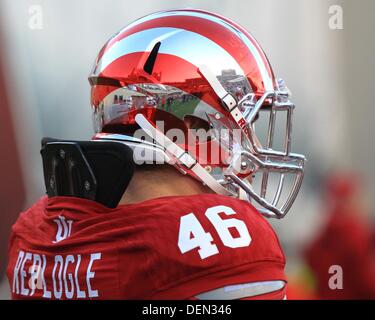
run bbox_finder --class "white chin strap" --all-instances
[135,114,232,196]
[198,65,253,202]
[198,65,249,134]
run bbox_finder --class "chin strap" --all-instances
[135,114,232,196]
[198,64,249,135]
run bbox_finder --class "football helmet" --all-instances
[88,9,306,218]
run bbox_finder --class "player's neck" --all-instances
[119,165,214,205]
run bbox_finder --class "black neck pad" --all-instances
[41,138,135,208]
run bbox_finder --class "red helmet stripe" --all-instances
[98,14,273,93]
[94,52,224,113]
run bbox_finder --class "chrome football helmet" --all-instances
[88,9,306,218]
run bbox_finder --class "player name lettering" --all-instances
[12,250,101,299]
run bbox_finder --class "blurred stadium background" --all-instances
[1,0,374,299]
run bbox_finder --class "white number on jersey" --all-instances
[178,205,252,259]
[178,213,219,259]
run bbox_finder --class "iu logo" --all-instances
[53,215,73,243]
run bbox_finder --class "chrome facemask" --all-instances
[229,96,305,218]
[215,85,305,218]
[197,65,305,218]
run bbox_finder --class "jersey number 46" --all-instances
[178,205,252,259]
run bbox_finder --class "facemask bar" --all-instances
[226,150,305,218]
[239,94,306,218]
[199,65,306,218]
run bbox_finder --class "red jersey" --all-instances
[7,194,286,299]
